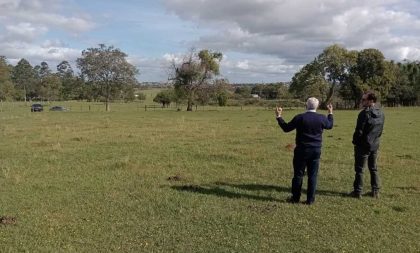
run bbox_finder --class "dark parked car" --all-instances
[49,106,68,111]
[31,104,43,112]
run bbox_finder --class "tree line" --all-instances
[0,44,138,111]
[1,44,419,111]
[289,44,420,108]
[155,45,420,109]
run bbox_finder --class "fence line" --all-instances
[0,101,418,114]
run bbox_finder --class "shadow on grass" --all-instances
[171,184,285,202]
[171,182,348,202]
[214,182,349,198]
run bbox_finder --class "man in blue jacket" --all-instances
[350,91,385,199]
[275,97,333,205]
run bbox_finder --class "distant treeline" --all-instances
[1,44,419,108]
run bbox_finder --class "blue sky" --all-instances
[1,0,420,83]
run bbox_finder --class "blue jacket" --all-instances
[277,111,333,148]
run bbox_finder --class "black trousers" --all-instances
[292,147,321,204]
[353,146,380,193]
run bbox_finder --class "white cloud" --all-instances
[5,23,48,42]
[0,0,94,67]
[3,41,80,65]
[164,0,420,66]
[236,60,249,70]
[0,0,94,33]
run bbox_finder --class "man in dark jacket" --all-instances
[350,91,385,199]
[275,97,333,205]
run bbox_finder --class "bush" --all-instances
[136,93,146,100]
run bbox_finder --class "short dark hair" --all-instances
[365,91,377,102]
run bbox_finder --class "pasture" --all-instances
[0,102,419,252]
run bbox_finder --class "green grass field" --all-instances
[0,103,419,252]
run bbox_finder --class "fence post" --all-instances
[145,105,147,111]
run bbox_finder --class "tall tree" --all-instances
[57,61,78,100]
[33,61,54,99]
[76,44,138,111]
[35,61,51,79]
[290,45,356,107]
[400,61,420,102]
[0,56,15,100]
[290,59,325,100]
[317,44,357,106]
[57,61,74,78]
[38,74,62,101]
[171,49,223,111]
[386,61,419,106]
[11,58,37,102]
[353,49,390,104]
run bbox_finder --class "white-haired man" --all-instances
[275,98,333,205]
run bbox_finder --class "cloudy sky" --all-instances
[1,0,420,83]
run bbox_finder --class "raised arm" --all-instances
[275,106,297,132]
[324,104,334,129]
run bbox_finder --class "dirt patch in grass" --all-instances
[167,175,183,181]
[0,216,17,225]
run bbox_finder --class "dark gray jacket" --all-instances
[352,105,385,151]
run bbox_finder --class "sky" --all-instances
[1,0,420,83]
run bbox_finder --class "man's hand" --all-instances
[275,106,283,118]
[327,104,333,114]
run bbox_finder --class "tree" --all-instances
[77,44,139,111]
[11,58,37,102]
[341,48,390,107]
[291,45,400,108]
[57,61,77,100]
[0,56,15,100]
[195,84,213,105]
[290,59,325,100]
[171,49,223,111]
[213,79,230,106]
[317,44,357,107]
[276,82,292,99]
[136,92,146,101]
[38,74,62,101]
[386,61,418,106]
[57,60,74,78]
[234,86,252,98]
[35,61,51,79]
[301,75,329,102]
[33,61,55,100]
[121,82,136,102]
[153,89,175,107]
[398,60,420,104]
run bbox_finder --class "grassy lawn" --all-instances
[0,103,419,252]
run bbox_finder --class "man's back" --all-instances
[352,106,384,151]
[277,111,333,148]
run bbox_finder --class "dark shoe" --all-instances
[349,191,362,199]
[371,191,379,199]
[303,201,314,205]
[286,196,299,204]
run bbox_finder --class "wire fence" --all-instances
[1,100,418,114]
